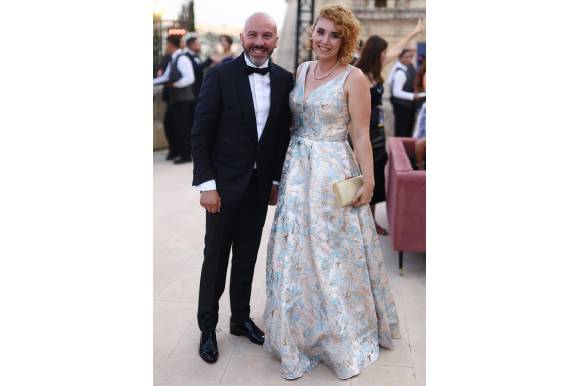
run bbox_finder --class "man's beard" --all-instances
[243,45,274,67]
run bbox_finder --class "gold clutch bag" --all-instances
[332,175,364,207]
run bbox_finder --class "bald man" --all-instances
[191,13,294,364]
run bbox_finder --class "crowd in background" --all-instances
[153,32,237,164]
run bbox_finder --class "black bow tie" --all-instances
[245,65,270,76]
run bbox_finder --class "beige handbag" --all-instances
[332,175,364,207]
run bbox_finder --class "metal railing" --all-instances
[294,0,315,72]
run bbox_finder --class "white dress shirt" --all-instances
[386,60,403,91]
[153,49,194,88]
[196,54,279,192]
[388,60,425,101]
[244,54,271,142]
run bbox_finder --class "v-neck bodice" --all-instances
[289,61,354,142]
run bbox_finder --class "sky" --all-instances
[156,0,288,31]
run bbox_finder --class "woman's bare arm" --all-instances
[384,18,425,64]
[346,68,374,207]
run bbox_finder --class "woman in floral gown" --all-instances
[263,5,401,380]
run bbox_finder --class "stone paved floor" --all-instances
[154,150,426,386]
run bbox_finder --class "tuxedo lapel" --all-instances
[234,55,258,143]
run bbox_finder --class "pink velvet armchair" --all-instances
[385,137,426,275]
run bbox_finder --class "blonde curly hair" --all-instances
[307,5,361,65]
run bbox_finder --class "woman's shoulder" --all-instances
[346,65,364,78]
[345,66,368,87]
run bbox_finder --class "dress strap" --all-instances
[298,61,311,82]
[337,64,355,86]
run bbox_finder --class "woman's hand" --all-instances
[414,18,425,35]
[351,183,374,207]
[384,18,425,64]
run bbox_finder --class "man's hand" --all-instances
[200,190,221,214]
[268,185,279,206]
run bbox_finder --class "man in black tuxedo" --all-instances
[190,12,293,364]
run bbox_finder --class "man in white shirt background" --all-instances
[388,48,425,137]
[156,53,175,160]
[153,35,195,164]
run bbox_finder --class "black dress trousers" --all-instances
[163,103,176,157]
[196,171,269,330]
[170,101,194,160]
[391,98,416,138]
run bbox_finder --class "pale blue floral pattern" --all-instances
[263,62,401,380]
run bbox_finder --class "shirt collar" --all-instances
[388,60,405,85]
[171,49,182,60]
[395,60,407,70]
[244,53,270,69]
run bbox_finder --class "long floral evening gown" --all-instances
[263,62,401,380]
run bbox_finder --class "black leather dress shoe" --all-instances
[230,319,265,345]
[173,156,192,164]
[199,329,219,364]
[166,152,178,161]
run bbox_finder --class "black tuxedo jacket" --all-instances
[191,54,294,205]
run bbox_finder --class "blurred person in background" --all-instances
[413,58,426,138]
[184,32,203,66]
[354,20,424,235]
[350,39,364,64]
[154,34,195,164]
[183,32,205,91]
[386,43,416,85]
[203,34,237,68]
[157,53,172,77]
[413,59,426,169]
[388,46,425,137]
[157,53,176,160]
[415,136,426,170]
[183,32,205,142]
[414,57,426,110]
[208,35,235,65]
[217,34,236,63]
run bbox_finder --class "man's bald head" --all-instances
[240,12,279,66]
[244,12,277,34]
